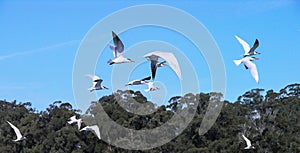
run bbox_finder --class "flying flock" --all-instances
[6,32,261,150]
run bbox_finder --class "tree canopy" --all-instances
[0,83,300,152]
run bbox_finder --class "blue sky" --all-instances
[0,0,299,111]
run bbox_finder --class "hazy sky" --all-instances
[1,0,299,111]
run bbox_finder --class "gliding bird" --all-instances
[235,35,260,57]
[107,31,135,65]
[144,51,182,80]
[233,57,259,84]
[125,76,151,86]
[7,121,26,142]
[85,74,108,92]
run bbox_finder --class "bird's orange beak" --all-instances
[254,57,259,60]
[130,60,135,62]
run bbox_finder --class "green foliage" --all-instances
[0,84,300,152]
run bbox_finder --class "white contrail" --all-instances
[0,39,80,60]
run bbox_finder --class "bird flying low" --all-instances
[235,35,260,57]
[80,125,101,140]
[85,74,109,92]
[144,51,182,80]
[67,115,83,130]
[233,57,259,84]
[7,121,26,142]
[107,31,135,65]
[242,134,255,149]
[125,76,151,86]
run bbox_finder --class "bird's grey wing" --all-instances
[141,76,151,81]
[158,61,167,65]
[109,44,117,58]
[248,39,259,55]
[94,79,103,88]
[112,31,124,56]
[132,81,141,85]
[151,60,158,80]
[147,51,182,80]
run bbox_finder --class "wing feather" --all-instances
[235,35,250,55]
[112,31,124,57]
[7,121,22,140]
[144,51,182,80]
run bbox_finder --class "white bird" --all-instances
[85,74,109,92]
[125,76,151,86]
[235,35,260,57]
[144,82,159,92]
[80,125,101,140]
[144,51,182,80]
[242,134,255,149]
[233,57,259,84]
[107,31,135,65]
[7,121,26,142]
[67,115,83,130]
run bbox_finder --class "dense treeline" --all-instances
[0,83,300,152]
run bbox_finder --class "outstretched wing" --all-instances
[109,44,117,58]
[144,51,182,80]
[151,60,158,80]
[242,134,252,147]
[75,119,82,130]
[94,79,103,88]
[157,61,167,67]
[244,59,259,84]
[248,39,259,55]
[85,74,101,81]
[90,125,101,139]
[235,35,250,55]
[7,121,22,140]
[141,76,151,81]
[67,115,76,124]
[112,31,124,57]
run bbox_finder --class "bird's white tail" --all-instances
[233,59,242,66]
[144,89,150,92]
[88,88,94,92]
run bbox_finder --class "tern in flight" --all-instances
[85,74,109,92]
[235,35,260,57]
[107,31,135,65]
[242,134,255,149]
[125,76,151,86]
[144,51,182,80]
[234,57,259,84]
[67,115,82,130]
[7,121,26,142]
